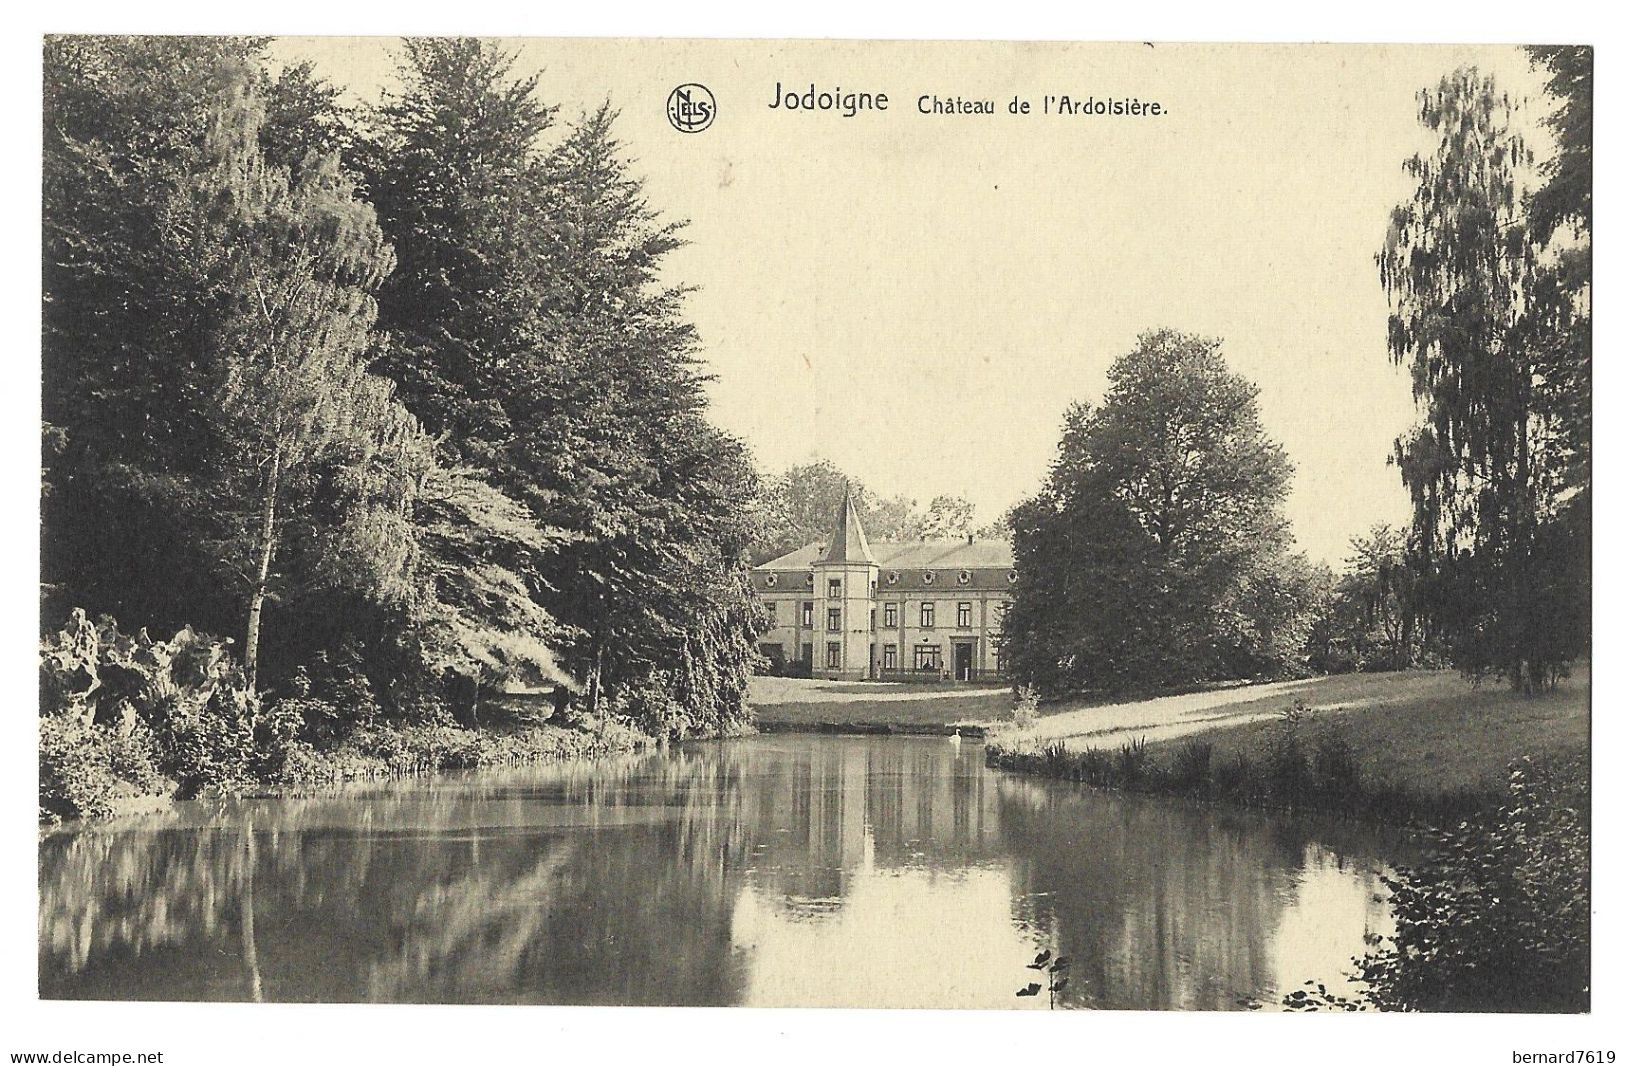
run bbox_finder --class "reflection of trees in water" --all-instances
[995,777,1390,1010]
[41,747,757,1004]
[41,819,251,990]
[40,738,1392,1008]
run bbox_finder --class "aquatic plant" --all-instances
[1015,949,1071,1009]
[1169,739,1213,791]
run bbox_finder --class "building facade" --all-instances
[750,490,1015,681]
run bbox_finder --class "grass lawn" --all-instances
[749,675,1016,732]
[1148,669,1588,796]
[752,668,1590,800]
[1003,666,1590,799]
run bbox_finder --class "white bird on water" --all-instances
[948,728,962,749]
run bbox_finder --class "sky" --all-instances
[272,39,1553,565]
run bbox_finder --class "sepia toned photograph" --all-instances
[31,32,1591,1029]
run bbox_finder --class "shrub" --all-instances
[1356,757,1589,1012]
[104,719,165,795]
[40,715,126,822]
[1287,757,1590,1013]
[1076,746,1114,787]
[1215,753,1255,803]
[40,714,168,822]
[1313,730,1362,797]
[156,689,258,797]
[1011,685,1041,731]
[1264,702,1315,805]
[40,609,257,811]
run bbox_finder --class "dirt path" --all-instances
[1016,677,1327,747]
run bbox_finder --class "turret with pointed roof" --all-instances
[822,483,876,565]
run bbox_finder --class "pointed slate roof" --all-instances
[822,484,876,565]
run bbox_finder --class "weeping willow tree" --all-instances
[1379,65,1589,692]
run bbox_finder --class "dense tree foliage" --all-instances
[1306,524,1429,673]
[42,36,763,753]
[753,460,991,562]
[1004,330,1317,693]
[913,494,979,540]
[1379,58,1590,692]
[754,460,917,562]
[43,38,429,691]
[358,40,762,736]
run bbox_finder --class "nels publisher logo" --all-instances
[667,83,716,133]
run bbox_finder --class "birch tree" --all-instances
[1379,67,1588,690]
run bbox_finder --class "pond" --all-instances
[39,734,1403,1009]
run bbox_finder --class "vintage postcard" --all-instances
[27,30,1595,1058]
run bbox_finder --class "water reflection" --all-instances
[39,736,1398,1008]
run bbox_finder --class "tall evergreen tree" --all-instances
[362,41,761,736]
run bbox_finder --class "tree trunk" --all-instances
[243,449,282,690]
[586,634,606,728]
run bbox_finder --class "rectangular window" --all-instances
[913,645,942,671]
[827,607,842,632]
[882,644,897,669]
[920,602,935,629]
[957,602,972,628]
[883,602,898,628]
[826,642,842,669]
[802,601,813,627]
[801,642,813,665]
[765,601,778,626]
[828,578,842,597]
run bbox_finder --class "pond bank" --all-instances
[755,720,986,737]
[748,675,1014,732]
[42,717,652,826]
[983,667,1589,825]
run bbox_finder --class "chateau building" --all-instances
[750,489,1015,681]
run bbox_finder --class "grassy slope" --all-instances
[1008,667,1590,798]
[1149,671,1588,795]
